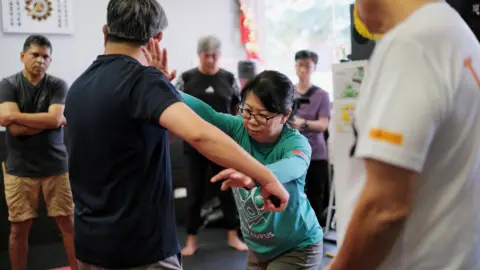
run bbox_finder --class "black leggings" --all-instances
[185,150,239,235]
[305,160,330,227]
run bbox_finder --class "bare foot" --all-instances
[228,237,249,252]
[182,235,198,256]
[181,245,197,256]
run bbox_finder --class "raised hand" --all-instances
[141,38,177,81]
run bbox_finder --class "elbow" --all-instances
[369,204,412,232]
[183,125,208,147]
[380,207,411,224]
[184,121,224,150]
[54,119,63,128]
[51,115,65,129]
[8,128,21,137]
[320,121,329,132]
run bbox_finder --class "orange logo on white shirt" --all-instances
[369,128,404,146]
[464,57,480,88]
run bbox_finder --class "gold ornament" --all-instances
[25,0,53,21]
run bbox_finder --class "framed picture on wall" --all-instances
[1,0,74,35]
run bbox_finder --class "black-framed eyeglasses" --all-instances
[239,108,279,125]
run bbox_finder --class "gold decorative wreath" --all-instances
[25,0,53,21]
[353,4,382,41]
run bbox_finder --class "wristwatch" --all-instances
[302,120,309,130]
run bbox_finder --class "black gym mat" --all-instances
[0,228,336,270]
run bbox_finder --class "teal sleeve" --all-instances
[180,91,241,136]
[267,134,312,184]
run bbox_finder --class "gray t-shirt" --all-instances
[0,72,68,177]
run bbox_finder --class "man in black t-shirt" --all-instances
[65,1,289,269]
[0,35,76,270]
[175,35,247,256]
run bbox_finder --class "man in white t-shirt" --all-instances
[330,0,480,269]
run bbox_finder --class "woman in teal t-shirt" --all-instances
[180,71,323,269]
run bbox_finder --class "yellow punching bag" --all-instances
[353,4,382,41]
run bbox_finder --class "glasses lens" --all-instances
[241,109,250,119]
[255,115,268,125]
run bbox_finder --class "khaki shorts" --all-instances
[246,241,323,270]
[3,163,74,223]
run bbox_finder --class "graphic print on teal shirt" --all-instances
[180,92,323,261]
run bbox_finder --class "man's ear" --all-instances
[20,51,25,63]
[102,24,108,43]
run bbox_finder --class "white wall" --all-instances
[0,0,245,85]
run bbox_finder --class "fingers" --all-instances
[263,199,286,212]
[211,168,237,183]
[142,39,177,81]
[260,188,270,201]
[141,47,152,64]
[168,69,177,82]
[260,189,287,212]
[147,38,154,56]
[162,48,168,71]
[243,177,256,189]
[154,40,162,63]
[228,174,255,189]
[263,199,275,211]
[221,180,231,191]
[219,176,255,191]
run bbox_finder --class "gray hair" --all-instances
[106,0,168,42]
[197,35,221,54]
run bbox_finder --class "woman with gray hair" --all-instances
[176,35,246,256]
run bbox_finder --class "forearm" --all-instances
[267,156,308,184]
[191,124,277,186]
[7,123,43,136]
[304,119,328,133]
[330,198,407,270]
[12,112,62,129]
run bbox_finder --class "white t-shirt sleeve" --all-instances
[355,39,447,173]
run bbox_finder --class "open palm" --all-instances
[141,38,177,81]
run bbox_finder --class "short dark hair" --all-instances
[241,71,295,115]
[295,50,318,65]
[106,0,168,46]
[23,35,52,53]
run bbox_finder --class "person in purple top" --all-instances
[291,50,331,226]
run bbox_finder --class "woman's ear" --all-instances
[281,108,293,124]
